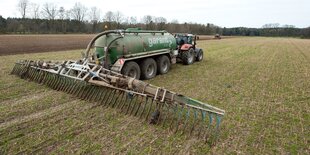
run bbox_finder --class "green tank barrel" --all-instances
[94,29,177,65]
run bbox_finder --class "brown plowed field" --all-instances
[0,34,95,56]
[0,34,233,56]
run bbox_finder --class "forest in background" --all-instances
[0,0,309,38]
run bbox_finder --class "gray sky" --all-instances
[0,0,309,28]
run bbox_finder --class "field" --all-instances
[0,34,94,56]
[0,37,309,154]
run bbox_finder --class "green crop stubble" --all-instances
[0,37,309,154]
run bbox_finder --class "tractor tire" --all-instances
[121,61,141,79]
[140,58,157,80]
[156,55,171,74]
[196,49,203,61]
[181,48,195,65]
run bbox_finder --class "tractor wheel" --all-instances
[156,55,171,74]
[181,48,195,65]
[196,49,203,61]
[121,61,141,79]
[140,58,157,80]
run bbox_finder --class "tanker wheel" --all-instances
[121,61,141,79]
[181,48,195,65]
[140,58,157,80]
[156,55,171,74]
[196,49,203,61]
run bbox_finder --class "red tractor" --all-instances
[175,34,203,65]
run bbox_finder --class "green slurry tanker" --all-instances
[91,28,203,79]
[12,28,224,144]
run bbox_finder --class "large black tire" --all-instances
[196,49,203,61]
[140,58,157,80]
[121,61,141,79]
[156,55,171,74]
[181,48,195,65]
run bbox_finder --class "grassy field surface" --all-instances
[0,37,309,154]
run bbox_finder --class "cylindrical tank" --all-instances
[94,29,177,65]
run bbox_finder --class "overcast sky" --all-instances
[0,0,309,28]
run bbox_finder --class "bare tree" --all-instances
[17,0,29,18]
[155,17,167,30]
[114,11,124,26]
[89,7,100,23]
[89,7,100,32]
[142,15,154,30]
[129,16,137,25]
[71,2,88,22]
[41,3,58,20]
[29,3,40,19]
[103,11,114,22]
[58,7,65,20]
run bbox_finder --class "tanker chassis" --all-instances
[91,28,203,80]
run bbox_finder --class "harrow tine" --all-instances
[181,106,191,135]
[115,91,126,109]
[139,96,149,119]
[130,94,140,115]
[145,99,155,122]
[125,94,135,115]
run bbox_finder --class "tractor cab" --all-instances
[175,34,195,46]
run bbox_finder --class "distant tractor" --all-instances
[214,34,221,39]
[92,28,203,80]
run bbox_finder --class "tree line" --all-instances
[0,0,309,38]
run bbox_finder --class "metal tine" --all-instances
[145,99,155,121]
[134,95,144,116]
[161,101,170,127]
[27,67,34,81]
[189,109,199,137]
[93,87,105,103]
[33,69,42,82]
[130,94,141,115]
[111,90,124,108]
[174,105,184,133]
[105,89,118,107]
[32,69,41,82]
[46,73,54,88]
[77,82,87,98]
[55,76,63,91]
[139,96,149,119]
[120,92,132,111]
[204,112,214,142]
[100,87,112,105]
[82,85,92,99]
[125,94,136,115]
[53,75,62,90]
[61,77,71,92]
[155,101,164,125]
[104,89,117,107]
[169,104,178,130]
[84,85,96,100]
[58,77,67,91]
[50,74,59,90]
[66,79,76,94]
[64,77,73,92]
[88,86,99,102]
[115,91,127,109]
[114,91,126,108]
[197,110,207,138]
[69,80,80,95]
[181,106,191,135]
